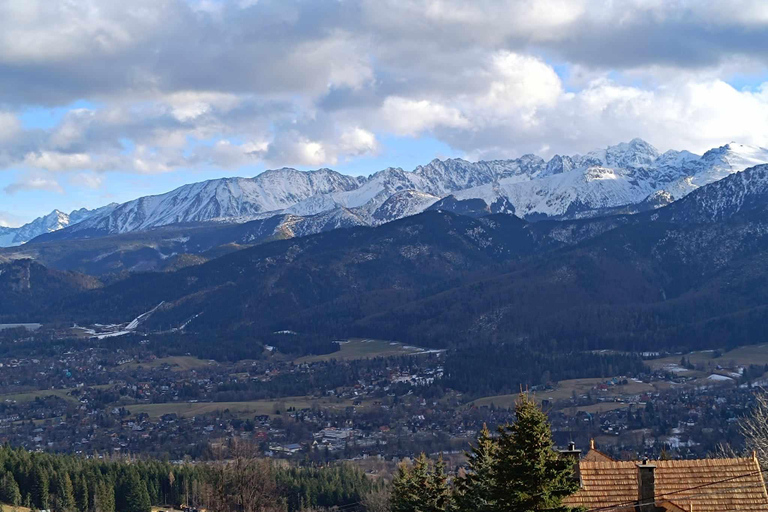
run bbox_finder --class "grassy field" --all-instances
[0,388,81,404]
[467,377,655,410]
[0,384,113,405]
[121,355,215,372]
[647,344,768,373]
[295,338,430,363]
[565,402,633,415]
[126,396,354,419]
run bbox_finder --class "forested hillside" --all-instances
[8,165,768,358]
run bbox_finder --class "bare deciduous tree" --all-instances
[740,391,768,470]
[361,486,391,512]
[201,440,285,512]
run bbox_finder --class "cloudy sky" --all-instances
[2,0,768,226]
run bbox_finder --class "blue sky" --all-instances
[2,0,768,226]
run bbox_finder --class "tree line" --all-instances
[0,443,377,512]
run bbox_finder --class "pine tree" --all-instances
[32,466,50,510]
[124,472,151,512]
[94,481,115,512]
[390,460,419,512]
[490,394,578,512]
[425,455,452,512]
[454,424,497,512]
[391,454,451,512]
[75,475,89,512]
[0,471,22,506]
[54,472,76,512]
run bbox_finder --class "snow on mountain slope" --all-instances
[453,141,768,219]
[71,168,362,234]
[287,167,432,217]
[454,165,659,218]
[17,139,768,247]
[370,190,440,223]
[654,163,768,223]
[0,204,117,247]
[663,143,768,198]
[280,208,370,238]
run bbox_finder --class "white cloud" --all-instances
[381,97,469,136]
[263,132,329,167]
[338,128,380,157]
[468,51,563,126]
[69,172,104,189]
[4,172,64,195]
[166,91,242,122]
[23,151,92,172]
[2,0,768,194]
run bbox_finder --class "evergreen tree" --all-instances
[0,471,22,506]
[94,481,115,512]
[123,472,151,512]
[391,454,451,512]
[32,466,50,510]
[54,472,76,512]
[454,424,496,512]
[391,460,420,512]
[425,455,452,512]
[490,394,578,512]
[75,475,89,512]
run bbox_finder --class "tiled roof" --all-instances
[582,448,615,462]
[563,457,768,512]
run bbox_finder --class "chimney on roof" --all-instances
[559,442,582,485]
[637,459,657,512]
[561,441,581,457]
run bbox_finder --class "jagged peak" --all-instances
[8,138,768,248]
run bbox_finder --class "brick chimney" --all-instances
[637,459,657,512]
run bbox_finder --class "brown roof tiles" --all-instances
[564,457,768,512]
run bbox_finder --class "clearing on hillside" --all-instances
[295,338,440,363]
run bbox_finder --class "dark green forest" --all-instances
[0,444,375,512]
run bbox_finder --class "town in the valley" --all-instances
[0,324,762,466]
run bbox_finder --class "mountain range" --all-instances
[6,161,768,362]
[4,139,767,254]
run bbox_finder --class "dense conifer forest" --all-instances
[0,444,376,512]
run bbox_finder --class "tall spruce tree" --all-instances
[32,466,50,510]
[94,481,115,512]
[490,394,578,512]
[55,472,76,512]
[454,424,497,512]
[0,471,22,506]
[391,459,420,512]
[425,456,452,512]
[74,475,89,512]
[123,472,151,512]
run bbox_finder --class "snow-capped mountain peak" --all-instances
[584,138,660,169]
[8,139,768,248]
[542,155,575,177]
[0,204,117,247]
